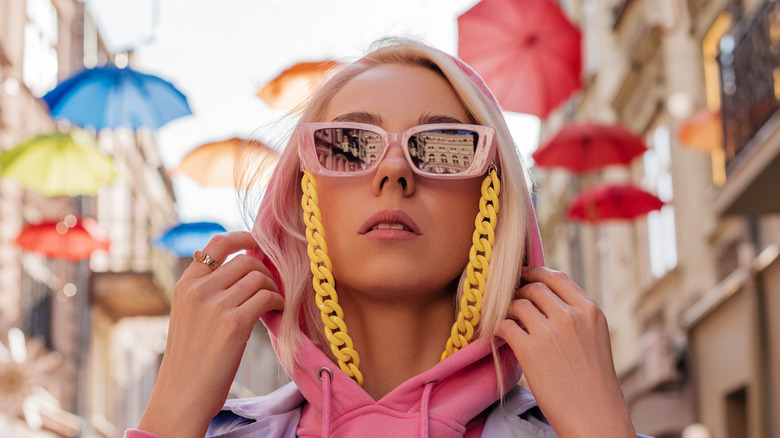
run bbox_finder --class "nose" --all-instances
[371,136,415,196]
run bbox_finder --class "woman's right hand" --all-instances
[138,231,284,438]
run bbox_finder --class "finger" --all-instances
[188,231,261,276]
[497,318,530,353]
[506,298,547,335]
[521,266,595,308]
[221,268,281,309]
[239,287,285,320]
[207,253,277,293]
[518,281,570,319]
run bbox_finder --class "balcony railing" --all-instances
[719,0,780,169]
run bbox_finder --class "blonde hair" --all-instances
[246,38,531,373]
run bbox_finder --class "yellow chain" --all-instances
[301,171,364,386]
[441,169,500,360]
[300,168,499,385]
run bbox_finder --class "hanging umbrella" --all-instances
[171,137,278,188]
[42,65,192,130]
[0,129,116,196]
[257,60,342,111]
[457,0,582,119]
[533,121,647,174]
[15,215,111,261]
[678,109,722,152]
[566,184,665,223]
[153,221,227,257]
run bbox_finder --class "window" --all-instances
[23,0,58,97]
[643,123,677,278]
[725,386,748,438]
[702,12,732,187]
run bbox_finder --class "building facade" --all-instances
[536,0,780,437]
[0,0,179,436]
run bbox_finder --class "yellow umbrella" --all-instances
[172,137,278,188]
[0,128,116,196]
[257,60,342,111]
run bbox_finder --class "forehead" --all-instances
[322,64,471,128]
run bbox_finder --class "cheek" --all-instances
[312,178,360,254]
[430,180,484,258]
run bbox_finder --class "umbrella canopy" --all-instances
[533,121,647,174]
[153,221,227,257]
[566,184,665,223]
[0,129,116,196]
[457,0,582,119]
[42,65,191,130]
[15,215,111,261]
[678,109,722,152]
[257,60,342,111]
[171,137,278,188]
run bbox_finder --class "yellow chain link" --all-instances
[301,171,364,386]
[441,169,500,361]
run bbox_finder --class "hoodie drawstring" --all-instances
[319,367,334,438]
[419,378,438,438]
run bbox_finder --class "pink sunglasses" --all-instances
[297,122,497,179]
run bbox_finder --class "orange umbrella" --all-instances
[678,109,722,152]
[257,60,342,111]
[172,138,278,188]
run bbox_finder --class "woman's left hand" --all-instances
[497,266,636,438]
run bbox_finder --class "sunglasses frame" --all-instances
[297,122,497,179]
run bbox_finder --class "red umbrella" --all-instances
[14,215,110,261]
[533,122,648,173]
[458,0,582,119]
[566,184,665,223]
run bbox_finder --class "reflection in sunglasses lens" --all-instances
[313,128,381,173]
[409,130,478,174]
[312,128,478,174]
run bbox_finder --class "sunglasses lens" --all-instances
[313,127,382,173]
[408,129,479,175]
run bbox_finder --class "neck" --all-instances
[338,289,455,400]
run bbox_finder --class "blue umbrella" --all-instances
[153,221,227,257]
[42,65,192,130]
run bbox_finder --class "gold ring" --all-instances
[193,250,220,271]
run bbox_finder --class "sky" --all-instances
[86,0,540,230]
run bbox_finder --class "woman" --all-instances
[129,39,643,437]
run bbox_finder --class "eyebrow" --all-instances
[418,113,466,125]
[332,112,382,125]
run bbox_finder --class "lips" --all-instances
[359,209,422,235]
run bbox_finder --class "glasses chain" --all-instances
[302,171,364,386]
[301,169,499,386]
[441,168,500,360]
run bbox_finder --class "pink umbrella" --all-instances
[458,0,582,119]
